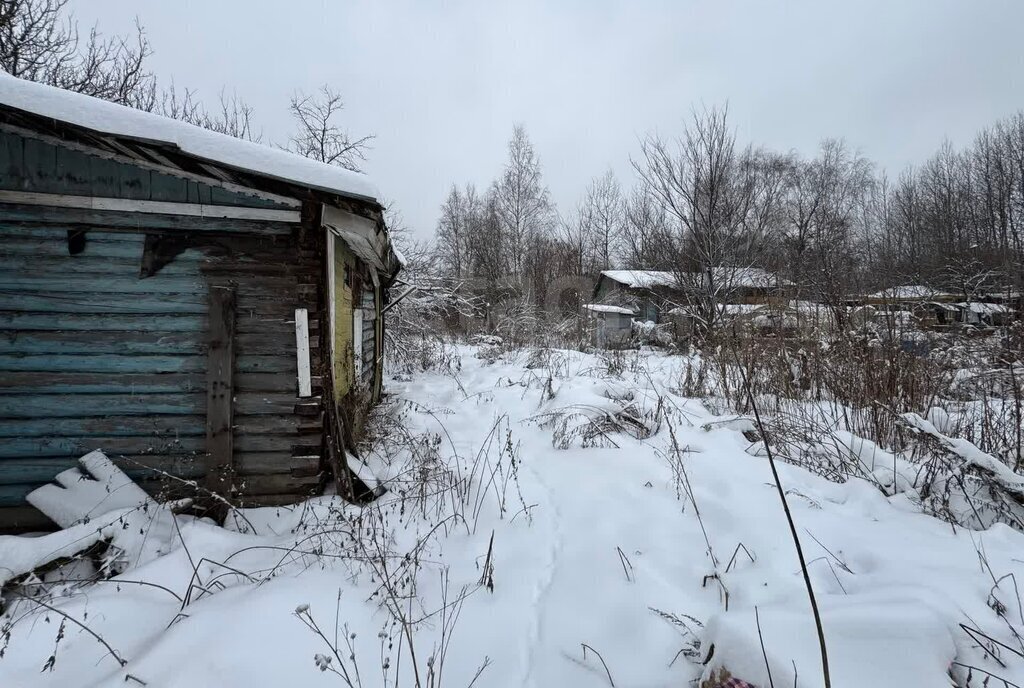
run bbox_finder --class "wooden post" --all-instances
[205,286,236,499]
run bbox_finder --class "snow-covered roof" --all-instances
[0,73,379,203]
[868,285,955,300]
[599,270,676,289]
[392,244,408,268]
[720,303,765,316]
[600,267,789,290]
[708,267,792,288]
[956,302,1012,315]
[583,303,635,315]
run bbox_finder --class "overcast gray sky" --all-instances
[74,0,1024,240]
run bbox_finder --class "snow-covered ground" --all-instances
[3,344,1024,687]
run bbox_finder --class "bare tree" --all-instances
[580,170,623,273]
[779,140,873,320]
[435,185,472,279]
[618,186,673,269]
[492,124,554,282]
[288,85,373,172]
[158,84,260,141]
[0,0,155,107]
[561,198,590,280]
[633,106,782,336]
[0,0,272,142]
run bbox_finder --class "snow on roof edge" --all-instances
[0,73,380,204]
[583,303,635,315]
[867,285,956,300]
[600,267,791,289]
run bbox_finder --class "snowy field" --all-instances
[2,344,1024,687]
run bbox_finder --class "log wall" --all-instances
[0,223,325,531]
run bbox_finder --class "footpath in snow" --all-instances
[1,344,1023,687]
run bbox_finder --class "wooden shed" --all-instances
[0,75,401,531]
[582,303,634,348]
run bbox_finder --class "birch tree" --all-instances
[492,125,554,283]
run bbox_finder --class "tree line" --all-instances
[0,0,371,170]
[429,106,1024,330]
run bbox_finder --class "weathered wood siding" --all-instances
[0,130,291,210]
[0,221,325,530]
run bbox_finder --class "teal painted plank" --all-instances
[0,131,25,183]
[119,163,151,201]
[23,137,57,190]
[0,276,209,294]
[0,354,290,374]
[0,414,303,439]
[0,225,143,241]
[0,332,205,355]
[0,252,312,280]
[0,434,206,458]
[54,146,96,196]
[0,392,296,418]
[0,414,206,438]
[0,372,205,394]
[0,330,290,356]
[0,311,290,334]
[88,155,120,193]
[0,354,206,373]
[0,204,295,234]
[0,293,208,314]
[0,456,205,486]
[0,358,288,372]
[0,273,302,294]
[0,313,207,332]
[0,483,40,507]
[1,239,148,259]
[150,174,189,203]
[0,253,206,273]
[0,393,205,418]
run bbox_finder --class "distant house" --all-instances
[593,267,790,324]
[858,285,1020,330]
[864,285,958,303]
[593,270,675,322]
[860,285,960,329]
[0,75,402,531]
[955,302,1013,328]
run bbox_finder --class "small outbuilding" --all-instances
[593,270,674,323]
[582,304,634,348]
[955,302,1013,328]
[0,75,402,530]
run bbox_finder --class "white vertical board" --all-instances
[353,308,363,379]
[294,308,312,398]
